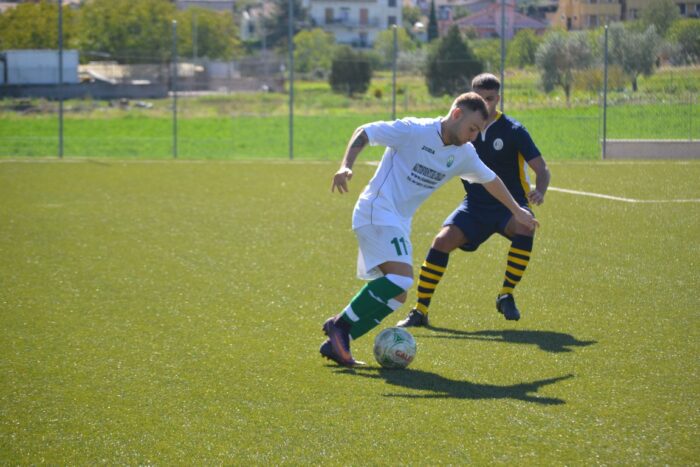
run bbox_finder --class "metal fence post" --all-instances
[392,24,397,120]
[288,0,294,161]
[58,0,64,159]
[602,25,608,160]
[172,20,178,159]
[499,0,505,111]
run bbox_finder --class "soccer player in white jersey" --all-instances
[320,92,539,367]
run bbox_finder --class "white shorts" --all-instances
[354,224,412,280]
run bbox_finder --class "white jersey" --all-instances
[352,117,496,233]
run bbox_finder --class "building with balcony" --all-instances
[304,0,403,47]
[548,0,699,30]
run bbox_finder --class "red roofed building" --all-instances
[449,1,547,39]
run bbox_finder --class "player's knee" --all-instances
[385,273,413,293]
[432,227,464,252]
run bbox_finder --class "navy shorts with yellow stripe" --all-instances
[443,199,532,252]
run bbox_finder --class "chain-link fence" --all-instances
[1,41,697,160]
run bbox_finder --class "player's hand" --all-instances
[514,206,539,232]
[527,189,545,206]
[331,168,353,194]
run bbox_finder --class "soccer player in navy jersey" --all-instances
[397,73,551,327]
[320,92,539,367]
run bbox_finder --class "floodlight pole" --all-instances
[172,20,178,159]
[602,25,609,160]
[392,24,397,120]
[499,0,505,112]
[58,0,64,158]
[288,0,294,160]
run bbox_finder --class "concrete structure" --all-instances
[548,0,700,30]
[604,140,700,159]
[304,0,403,47]
[0,50,79,85]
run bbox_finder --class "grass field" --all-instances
[1,159,698,463]
[1,101,698,160]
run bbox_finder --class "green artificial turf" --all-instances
[0,160,698,464]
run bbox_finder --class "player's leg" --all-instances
[342,261,413,340]
[398,202,485,328]
[496,212,536,321]
[321,226,413,366]
[396,225,466,327]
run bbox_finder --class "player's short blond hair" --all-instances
[449,92,488,120]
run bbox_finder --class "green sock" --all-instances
[339,276,405,340]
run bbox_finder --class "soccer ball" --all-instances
[373,327,417,369]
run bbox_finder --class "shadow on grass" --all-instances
[339,367,574,405]
[420,327,596,353]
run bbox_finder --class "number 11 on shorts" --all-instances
[391,237,408,256]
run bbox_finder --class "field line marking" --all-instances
[548,186,700,203]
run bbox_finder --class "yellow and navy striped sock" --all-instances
[414,248,449,315]
[501,235,533,296]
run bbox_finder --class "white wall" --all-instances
[4,50,79,85]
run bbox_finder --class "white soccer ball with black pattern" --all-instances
[373,327,417,369]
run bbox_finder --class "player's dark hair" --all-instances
[471,73,501,91]
[452,92,488,120]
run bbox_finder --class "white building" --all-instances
[303,0,403,47]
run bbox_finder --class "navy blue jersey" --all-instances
[463,113,541,206]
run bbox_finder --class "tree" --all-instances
[0,1,78,50]
[506,29,542,69]
[262,0,308,50]
[427,0,439,42]
[373,27,417,67]
[176,7,241,60]
[293,28,336,75]
[425,25,483,97]
[668,19,700,63]
[535,30,593,105]
[607,22,660,91]
[640,0,679,37]
[329,46,372,97]
[402,5,422,27]
[80,0,177,63]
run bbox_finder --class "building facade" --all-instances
[303,0,403,47]
[548,0,700,30]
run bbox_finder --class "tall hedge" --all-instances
[329,46,372,97]
[425,25,483,97]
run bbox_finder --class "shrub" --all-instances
[329,46,372,97]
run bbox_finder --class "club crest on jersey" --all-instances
[493,138,504,150]
[446,155,454,168]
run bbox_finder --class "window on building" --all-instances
[388,0,397,6]
[388,15,397,26]
[359,32,368,47]
[588,14,598,26]
[360,8,368,25]
[590,0,597,4]
[340,7,350,23]
[678,3,686,14]
[325,8,333,24]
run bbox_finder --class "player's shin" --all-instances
[338,275,412,340]
[413,248,449,315]
[501,235,533,295]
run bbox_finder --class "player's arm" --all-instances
[332,127,369,194]
[482,176,539,231]
[527,156,550,206]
